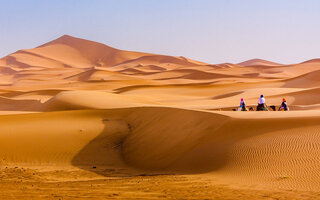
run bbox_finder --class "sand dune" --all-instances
[64,67,141,82]
[284,69,320,88]
[238,58,283,66]
[113,55,201,69]
[0,96,41,111]
[36,35,149,68]
[1,35,320,199]
[135,64,167,72]
[43,90,158,111]
[300,58,320,64]
[0,66,17,75]
[0,110,130,166]
[271,88,320,106]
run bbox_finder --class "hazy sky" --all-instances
[1,0,320,64]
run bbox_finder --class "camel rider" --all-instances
[239,98,247,111]
[257,94,268,111]
[279,98,289,111]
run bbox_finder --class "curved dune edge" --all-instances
[0,107,320,191]
[42,90,160,111]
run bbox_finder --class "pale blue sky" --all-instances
[1,0,320,64]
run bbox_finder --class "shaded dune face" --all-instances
[71,119,131,166]
[121,108,231,171]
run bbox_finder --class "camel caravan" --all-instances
[236,95,289,111]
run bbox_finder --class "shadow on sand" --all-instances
[70,107,320,177]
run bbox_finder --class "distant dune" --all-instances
[238,58,283,66]
[300,58,320,64]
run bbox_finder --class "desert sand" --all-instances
[0,35,320,199]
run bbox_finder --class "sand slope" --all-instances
[1,108,320,192]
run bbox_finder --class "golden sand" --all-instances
[0,35,320,199]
